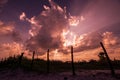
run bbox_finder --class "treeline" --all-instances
[0,54,120,73]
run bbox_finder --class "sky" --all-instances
[0,0,120,61]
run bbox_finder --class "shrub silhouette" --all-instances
[98,52,106,62]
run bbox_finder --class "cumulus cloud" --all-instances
[19,12,26,21]
[24,0,68,52]
[18,0,120,61]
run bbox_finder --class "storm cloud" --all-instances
[20,0,120,55]
[25,0,68,52]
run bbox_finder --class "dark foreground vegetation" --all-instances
[0,55,120,73]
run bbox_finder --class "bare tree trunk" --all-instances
[71,46,76,76]
[47,49,50,74]
[100,42,115,76]
[31,51,35,69]
[18,52,24,67]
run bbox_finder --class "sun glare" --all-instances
[69,16,80,27]
[62,30,77,47]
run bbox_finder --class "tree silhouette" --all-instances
[98,52,106,62]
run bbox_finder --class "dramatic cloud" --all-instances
[17,0,120,61]
[69,0,120,35]
[0,21,14,36]
[0,42,24,59]
[20,1,88,54]
[102,32,119,46]
[52,31,120,61]
[0,0,120,61]
[73,31,120,52]
[0,21,23,43]
[0,21,23,59]
[19,0,120,55]
[73,32,102,53]
[19,12,26,21]
[23,0,68,52]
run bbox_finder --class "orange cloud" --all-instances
[0,21,23,42]
[19,12,26,21]
[0,21,14,36]
[102,32,118,46]
[0,42,24,60]
[17,0,120,61]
